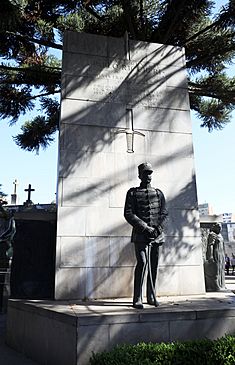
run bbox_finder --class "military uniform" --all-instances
[124,163,168,307]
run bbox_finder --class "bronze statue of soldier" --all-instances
[124,162,168,309]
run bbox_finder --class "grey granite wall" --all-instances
[55,31,205,299]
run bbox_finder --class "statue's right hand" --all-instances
[144,226,156,238]
[208,232,217,244]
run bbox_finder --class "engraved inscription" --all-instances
[65,54,175,107]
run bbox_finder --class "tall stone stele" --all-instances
[55,31,205,300]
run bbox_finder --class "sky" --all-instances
[192,110,235,214]
[0,0,234,214]
[1,121,58,205]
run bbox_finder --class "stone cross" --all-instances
[11,179,19,205]
[24,184,35,204]
[13,179,18,195]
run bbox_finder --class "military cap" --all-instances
[138,162,153,174]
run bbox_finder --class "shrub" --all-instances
[90,336,235,365]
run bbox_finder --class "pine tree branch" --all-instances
[5,31,63,50]
[83,3,103,20]
[186,41,235,69]
[29,90,61,100]
[184,3,235,45]
[0,64,61,72]
[188,81,235,101]
[189,88,235,100]
[184,19,222,44]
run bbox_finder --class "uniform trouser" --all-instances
[133,242,159,303]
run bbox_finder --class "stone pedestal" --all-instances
[6,295,235,365]
[55,31,205,300]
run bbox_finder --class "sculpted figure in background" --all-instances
[204,223,225,292]
[124,162,168,309]
[0,203,15,260]
[0,203,15,309]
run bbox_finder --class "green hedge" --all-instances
[90,336,235,365]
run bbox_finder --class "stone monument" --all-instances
[55,31,205,300]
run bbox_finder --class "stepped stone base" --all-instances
[6,294,235,365]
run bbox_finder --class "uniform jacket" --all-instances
[124,185,168,244]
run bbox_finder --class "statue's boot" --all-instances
[147,294,159,307]
[133,263,145,309]
[133,298,144,309]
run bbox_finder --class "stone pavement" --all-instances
[1,276,235,365]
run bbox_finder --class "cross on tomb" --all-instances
[24,184,35,204]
